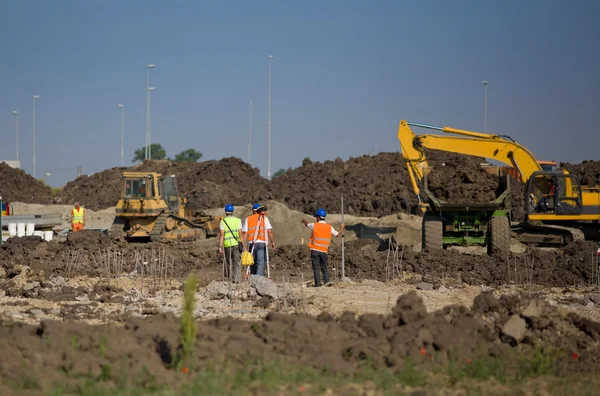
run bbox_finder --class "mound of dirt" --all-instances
[0,163,52,204]
[2,233,597,289]
[267,153,419,217]
[0,290,598,393]
[427,156,499,204]
[56,158,267,211]
[561,160,600,186]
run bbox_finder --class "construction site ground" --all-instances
[1,199,600,394]
[1,155,600,394]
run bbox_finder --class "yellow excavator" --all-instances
[109,172,221,242]
[398,120,600,250]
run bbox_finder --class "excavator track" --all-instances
[512,222,585,246]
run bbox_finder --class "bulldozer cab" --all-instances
[158,175,180,213]
[527,171,582,215]
[122,173,159,200]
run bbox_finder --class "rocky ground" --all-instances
[1,222,600,394]
[1,153,599,393]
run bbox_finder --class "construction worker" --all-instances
[70,201,86,232]
[301,208,345,287]
[219,204,243,283]
[242,203,275,277]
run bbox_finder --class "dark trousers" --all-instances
[311,250,330,287]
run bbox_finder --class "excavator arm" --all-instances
[397,120,543,184]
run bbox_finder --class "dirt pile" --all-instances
[0,290,598,392]
[56,158,267,211]
[0,163,52,204]
[561,160,600,186]
[268,153,420,216]
[2,233,598,289]
[427,156,499,204]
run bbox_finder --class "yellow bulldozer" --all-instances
[108,171,221,242]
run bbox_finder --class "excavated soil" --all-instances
[1,232,598,291]
[425,153,527,222]
[0,290,599,393]
[48,151,559,220]
[55,158,267,211]
[561,160,600,186]
[266,154,419,216]
[0,163,52,204]
[427,156,499,204]
[6,233,595,293]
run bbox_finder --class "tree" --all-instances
[273,168,286,178]
[132,144,167,163]
[174,149,203,163]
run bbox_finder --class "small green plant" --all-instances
[172,272,199,371]
[70,335,80,351]
[397,359,427,387]
[97,335,109,358]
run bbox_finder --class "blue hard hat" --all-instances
[252,203,261,211]
[225,204,234,213]
[315,208,327,218]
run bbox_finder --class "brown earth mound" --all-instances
[561,160,600,186]
[52,152,534,219]
[267,153,419,216]
[0,290,597,393]
[1,234,598,289]
[427,156,499,204]
[0,163,52,204]
[56,158,267,211]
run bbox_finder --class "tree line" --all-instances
[132,143,288,178]
[132,144,203,163]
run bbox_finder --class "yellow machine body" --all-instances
[397,120,600,244]
[110,171,221,241]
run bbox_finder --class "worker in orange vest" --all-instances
[242,203,275,277]
[301,208,345,287]
[70,201,86,232]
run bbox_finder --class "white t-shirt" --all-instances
[242,215,272,243]
[307,221,339,237]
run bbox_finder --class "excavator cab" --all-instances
[526,172,582,215]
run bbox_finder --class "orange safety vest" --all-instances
[247,213,267,242]
[308,222,332,253]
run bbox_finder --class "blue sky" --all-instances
[1,0,599,187]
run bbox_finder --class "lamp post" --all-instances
[33,95,40,178]
[248,100,252,165]
[146,64,156,160]
[148,87,155,159]
[482,81,488,133]
[267,55,274,180]
[118,104,124,166]
[11,111,19,161]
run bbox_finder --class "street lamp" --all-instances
[248,100,252,165]
[482,81,488,133]
[145,64,156,160]
[148,87,156,159]
[11,111,19,162]
[33,95,40,178]
[117,104,124,166]
[267,55,274,180]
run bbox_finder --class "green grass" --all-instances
[27,349,591,396]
